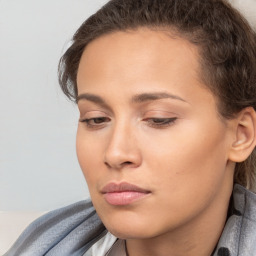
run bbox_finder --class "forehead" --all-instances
[77,28,211,103]
[79,29,199,75]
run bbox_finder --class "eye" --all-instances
[79,117,111,128]
[145,117,177,128]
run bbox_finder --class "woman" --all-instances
[5,0,256,255]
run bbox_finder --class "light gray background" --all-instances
[0,0,255,212]
[0,0,108,211]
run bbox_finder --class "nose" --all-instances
[104,123,142,170]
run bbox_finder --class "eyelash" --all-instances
[80,117,177,129]
[80,117,110,128]
[145,117,177,128]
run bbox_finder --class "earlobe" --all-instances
[228,107,256,163]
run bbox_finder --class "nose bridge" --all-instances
[104,118,141,169]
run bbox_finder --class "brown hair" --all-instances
[58,0,256,191]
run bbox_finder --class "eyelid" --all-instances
[78,110,111,129]
[142,110,178,128]
[79,116,110,123]
[79,110,109,119]
[143,110,178,118]
[144,117,177,128]
[79,116,111,131]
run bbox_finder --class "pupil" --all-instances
[95,118,104,123]
[154,118,165,123]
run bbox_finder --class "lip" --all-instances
[101,182,151,206]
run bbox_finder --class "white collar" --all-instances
[84,232,126,256]
[106,238,126,256]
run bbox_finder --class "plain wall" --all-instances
[0,0,108,211]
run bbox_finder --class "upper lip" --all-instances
[101,182,150,194]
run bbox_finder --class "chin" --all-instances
[106,224,153,240]
[98,210,165,240]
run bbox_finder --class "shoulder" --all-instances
[214,184,256,256]
[4,199,106,256]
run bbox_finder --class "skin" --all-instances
[76,29,238,256]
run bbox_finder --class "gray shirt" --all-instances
[4,184,256,256]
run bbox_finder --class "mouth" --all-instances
[101,182,151,206]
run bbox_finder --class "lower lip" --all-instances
[103,191,150,206]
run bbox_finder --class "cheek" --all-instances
[76,129,103,187]
[136,128,229,228]
[143,120,229,192]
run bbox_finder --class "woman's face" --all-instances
[76,29,235,239]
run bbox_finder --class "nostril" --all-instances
[104,160,135,169]
[103,146,142,169]
[123,161,133,165]
[104,161,111,168]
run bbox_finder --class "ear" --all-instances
[228,107,256,162]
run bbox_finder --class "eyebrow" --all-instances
[77,93,105,104]
[76,92,188,105]
[131,92,187,103]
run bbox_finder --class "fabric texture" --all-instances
[4,184,256,256]
[3,200,106,256]
[83,232,118,256]
[105,238,126,256]
[213,184,256,256]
